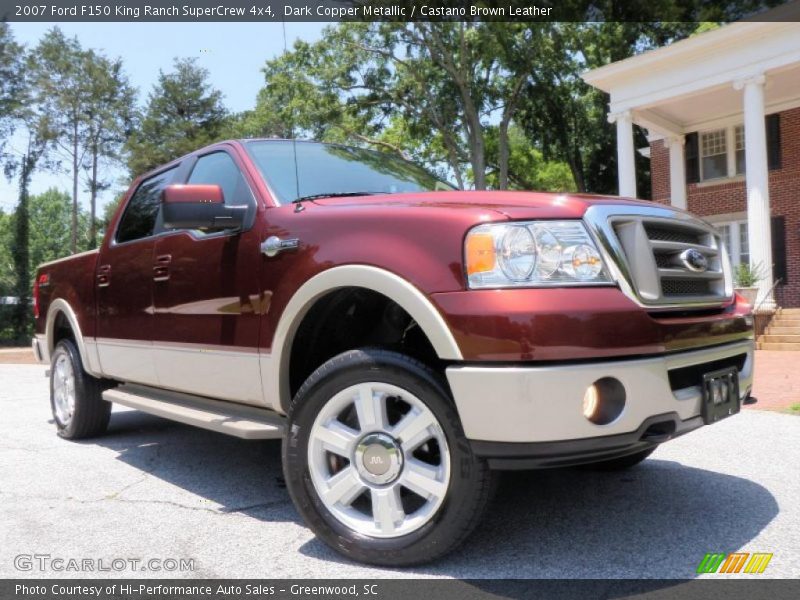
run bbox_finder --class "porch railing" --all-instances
[753,278,782,339]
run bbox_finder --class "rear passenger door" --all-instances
[151,150,265,405]
[95,167,178,385]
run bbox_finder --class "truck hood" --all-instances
[310,190,661,220]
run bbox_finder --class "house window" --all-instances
[735,125,746,174]
[700,129,728,180]
[739,222,749,265]
[698,124,749,181]
[716,220,749,267]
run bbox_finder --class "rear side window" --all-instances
[187,152,253,207]
[116,167,177,243]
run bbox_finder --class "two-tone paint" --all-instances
[34,140,754,419]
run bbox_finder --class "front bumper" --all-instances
[445,339,753,467]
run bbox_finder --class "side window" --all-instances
[187,152,253,207]
[116,168,177,243]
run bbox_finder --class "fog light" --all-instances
[583,378,626,425]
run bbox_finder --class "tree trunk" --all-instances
[12,154,34,343]
[461,97,485,190]
[567,153,586,193]
[498,117,511,190]
[71,122,79,254]
[89,145,98,248]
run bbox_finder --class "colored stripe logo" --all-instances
[697,552,773,574]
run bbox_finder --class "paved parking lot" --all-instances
[2,363,799,579]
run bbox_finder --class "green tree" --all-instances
[30,28,137,251]
[81,51,136,247]
[515,22,699,196]
[0,210,13,297]
[485,125,576,192]
[29,28,89,254]
[28,188,92,269]
[126,58,227,177]
[0,23,25,167]
[248,23,581,191]
[1,25,58,341]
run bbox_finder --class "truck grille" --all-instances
[583,205,733,308]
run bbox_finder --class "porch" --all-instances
[583,18,800,309]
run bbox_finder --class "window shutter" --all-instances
[771,216,787,284]
[766,114,781,170]
[684,132,699,183]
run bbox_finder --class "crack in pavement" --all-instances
[0,490,289,515]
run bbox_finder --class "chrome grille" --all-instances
[583,205,733,308]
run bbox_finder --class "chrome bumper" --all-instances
[31,334,48,364]
[446,340,754,443]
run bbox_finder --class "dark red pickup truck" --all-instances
[33,140,754,565]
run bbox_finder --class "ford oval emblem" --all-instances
[679,249,708,272]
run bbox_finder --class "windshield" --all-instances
[245,140,453,204]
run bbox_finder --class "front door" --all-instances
[96,167,179,385]
[151,150,265,405]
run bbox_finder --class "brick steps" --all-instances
[757,309,800,350]
[759,342,800,351]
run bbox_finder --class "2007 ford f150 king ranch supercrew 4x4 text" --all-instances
[32,140,755,565]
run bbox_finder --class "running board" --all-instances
[102,384,285,440]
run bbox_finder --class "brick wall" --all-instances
[649,106,800,307]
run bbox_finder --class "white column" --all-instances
[666,135,686,210]
[609,110,637,198]
[734,74,774,309]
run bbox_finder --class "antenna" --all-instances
[282,21,301,203]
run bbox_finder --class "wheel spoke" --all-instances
[392,408,436,450]
[371,486,405,534]
[354,385,386,432]
[400,458,447,501]
[315,420,358,457]
[320,466,365,507]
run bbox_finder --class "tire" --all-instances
[50,339,111,440]
[283,348,495,566]
[584,447,657,471]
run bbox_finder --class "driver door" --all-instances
[151,149,265,405]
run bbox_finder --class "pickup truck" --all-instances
[32,139,755,566]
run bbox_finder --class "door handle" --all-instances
[153,255,172,281]
[261,236,299,258]
[153,266,170,282]
[97,264,111,288]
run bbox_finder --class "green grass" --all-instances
[787,403,800,416]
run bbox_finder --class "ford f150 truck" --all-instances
[33,140,755,566]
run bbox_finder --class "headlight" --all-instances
[465,221,612,289]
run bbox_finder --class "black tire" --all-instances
[283,348,495,566]
[584,447,657,471]
[50,339,111,440]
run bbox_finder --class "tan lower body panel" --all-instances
[102,384,285,440]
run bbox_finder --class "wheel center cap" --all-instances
[355,432,403,485]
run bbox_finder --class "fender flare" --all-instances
[45,299,103,378]
[266,265,463,413]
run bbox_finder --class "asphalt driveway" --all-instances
[2,364,798,579]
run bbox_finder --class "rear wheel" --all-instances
[50,339,111,440]
[283,348,494,566]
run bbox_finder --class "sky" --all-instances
[0,21,327,213]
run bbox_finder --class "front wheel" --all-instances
[283,348,494,566]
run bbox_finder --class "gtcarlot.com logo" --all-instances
[696,552,773,574]
[14,554,195,573]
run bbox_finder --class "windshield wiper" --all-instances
[291,192,390,203]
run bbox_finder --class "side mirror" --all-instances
[162,184,245,230]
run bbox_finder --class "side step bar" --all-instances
[102,384,285,440]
